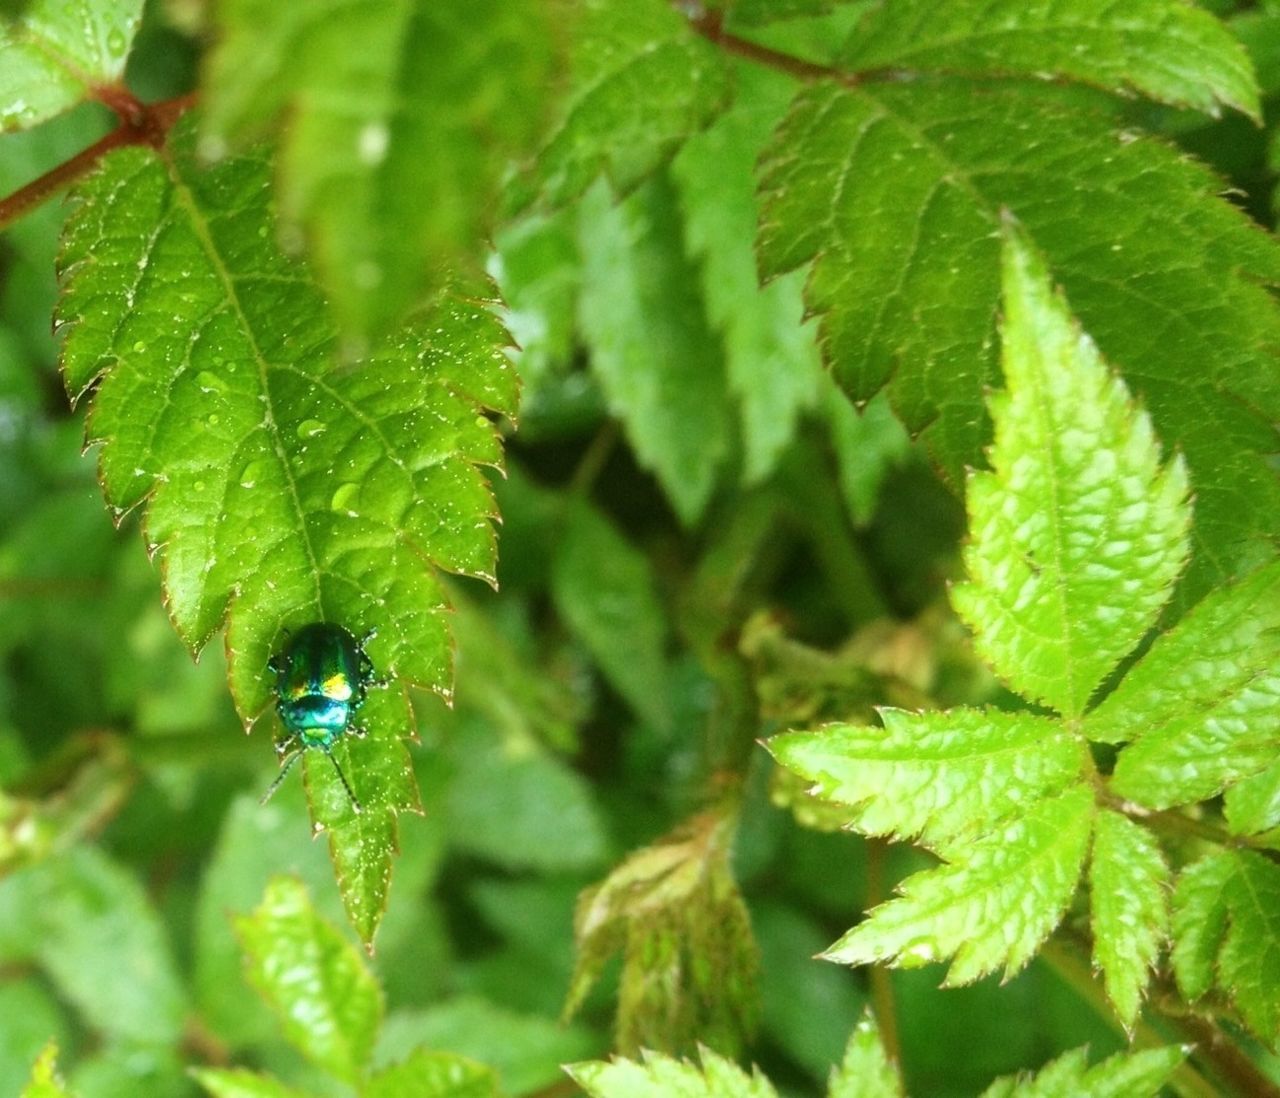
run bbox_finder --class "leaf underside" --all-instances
[56,114,517,943]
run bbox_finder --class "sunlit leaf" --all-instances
[236,877,382,1085]
[952,228,1190,719]
[979,1045,1185,1098]
[566,1046,776,1098]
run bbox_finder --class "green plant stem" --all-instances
[681,490,790,783]
[865,837,902,1067]
[0,90,197,232]
[1135,804,1280,862]
[1169,1009,1280,1098]
[566,419,620,500]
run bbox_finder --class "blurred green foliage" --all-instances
[3,0,1280,1096]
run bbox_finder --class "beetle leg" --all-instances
[260,746,303,806]
[324,748,362,814]
[349,723,369,739]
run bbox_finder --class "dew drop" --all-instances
[206,413,220,426]
[297,419,326,439]
[194,480,206,492]
[239,460,266,489]
[132,340,146,352]
[106,27,127,56]
[196,370,227,394]
[357,122,389,165]
[330,482,360,513]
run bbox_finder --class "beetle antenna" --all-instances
[260,747,303,806]
[326,751,363,814]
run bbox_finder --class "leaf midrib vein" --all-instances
[155,145,324,614]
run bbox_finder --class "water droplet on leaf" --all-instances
[330,482,360,513]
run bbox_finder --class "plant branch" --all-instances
[1166,1008,1280,1098]
[1131,803,1280,863]
[865,838,902,1067]
[0,90,198,233]
[1043,934,1280,1098]
[686,9,853,84]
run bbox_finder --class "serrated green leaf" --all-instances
[1101,560,1280,808]
[0,0,142,131]
[566,1047,777,1098]
[1095,560,1280,793]
[1225,757,1280,837]
[825,784,1094,983]
[190,1068,308,1098]
[203,0,552,342]
[194,791,341,1048]
[1171,850,1280,1044]
[515,0,730,212]
[1170,852,1234,1005]
[20,1043,69,1098]
[363,1050,497,1098]
[757,79,1280,599]
[841,0,1259,119]
[1088,810,1168,1029]
[769,708,1087,848]
[576,177,731,524]
[57,114,516,942]
[566,812,758,1057]
[236,876,382,1084]
[552,499,668,729]
[952,229,1189,718]
[979,1045,1185,1098]
[671,62,824,485]
[827,1009,904,1098]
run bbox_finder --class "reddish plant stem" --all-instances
[687,9,857,84]
[0,90,198,233]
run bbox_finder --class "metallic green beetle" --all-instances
[260,622,377,813]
